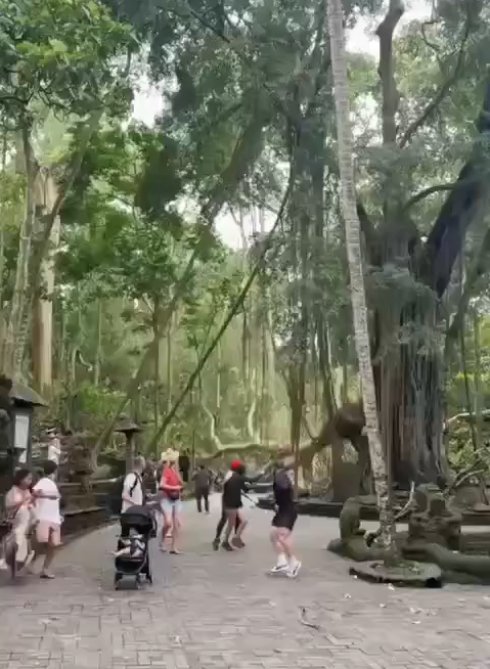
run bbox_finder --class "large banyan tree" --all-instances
[354,0,490,487]
[101,0,490,488]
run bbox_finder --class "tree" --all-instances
[0,0,132,381]
[327,0,393,543]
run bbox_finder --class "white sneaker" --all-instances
[287,559,301,578]
[270,562,289,574]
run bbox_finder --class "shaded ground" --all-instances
[1,495,490,668]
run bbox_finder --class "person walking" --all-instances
[193,463,212,514]
[269,450,301,578]
[31,460,62,579]
[121,456,146,513]
[212,460,247,550]
[221,460,248,551]
[46,428,62,466]
[159,449,183,553]
[178,449,190,484]
[1,468,36,572]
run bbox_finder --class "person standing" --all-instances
[178,449,190,484]
[46,429,62,479]
[221,460,248,551]
[269,451,301,577]
[159,449,183,553]
[193,463,212,514]
[1,468,36,572]
[212,461,245,550]
[121,456,146,514]
[32,460,62,579]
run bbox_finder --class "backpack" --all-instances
[109,472,142,515]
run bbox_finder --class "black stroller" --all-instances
[114,505,156,589]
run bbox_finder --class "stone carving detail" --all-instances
[407,483,462,551]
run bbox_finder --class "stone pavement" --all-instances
[1,495,490,669]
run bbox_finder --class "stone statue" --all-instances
[407,483,461,551]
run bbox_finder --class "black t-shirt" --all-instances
[273,468,295,513]
[222,472,245,509]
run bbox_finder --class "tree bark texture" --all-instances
[327,0,394,545]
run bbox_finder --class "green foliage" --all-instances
[0,0,132,122]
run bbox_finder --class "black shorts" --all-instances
[271,509,297,531]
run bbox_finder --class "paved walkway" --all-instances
[1,495,490,669]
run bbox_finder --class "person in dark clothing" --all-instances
[269,450,301,577]
[193,464,212,513]
[221,460,249,551]
[179,449,190,483]
[212,460,245,551]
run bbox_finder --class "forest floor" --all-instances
[1,495,490,669]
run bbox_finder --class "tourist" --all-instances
[269,449,301,577]
[159,449,183,553]
[212,461,245,550]
[179,448,190,484]
[46,428,62,466]
[0,468,36,571]
[221,460,248,551]
[121,456,146,513]
[193,463,212,514]
[32,460,62,579]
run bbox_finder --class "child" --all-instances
[113,535,145,559]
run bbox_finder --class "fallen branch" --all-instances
[299,607,320,631]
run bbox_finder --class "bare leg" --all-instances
[231,510,248,547]
[276,528,292,560]
[41,545,56,578]
[161,511,172,550]
[170,506,180,553]
[275,527,300,577]
[223,510,237,546]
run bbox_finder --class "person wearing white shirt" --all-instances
[47,432,61,465]
[32,460,62,579]
[121,456,145,513]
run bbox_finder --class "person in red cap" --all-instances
[212,460,247,550]
[221,459,248,550]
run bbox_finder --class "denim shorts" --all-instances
[160,498,181,514]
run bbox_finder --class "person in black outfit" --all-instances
[179,449,190,484]
[212,460,248,551]
[193,464,212,513]
[269,451,301,577]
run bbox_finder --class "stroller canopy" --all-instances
[120,505,155,532]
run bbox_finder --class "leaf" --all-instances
[49,39,68,54]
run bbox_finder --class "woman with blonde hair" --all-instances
[159,448,183,553]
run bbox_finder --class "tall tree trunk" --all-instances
[31,169,61,396]
[0,131,7,345]
[2,120,36,378]
[327,0,394,546]
[473,308,483,449]
[93,299,103,387]
[152,300,160,428]
[166,311,173,415]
